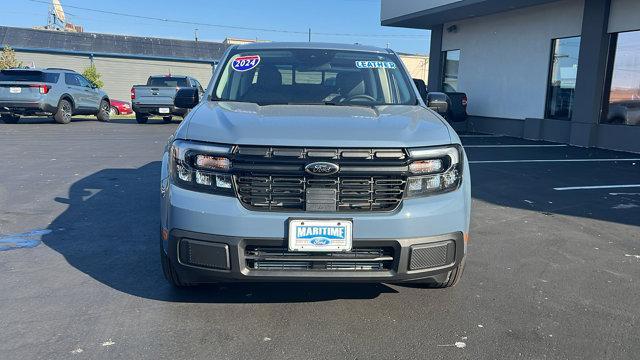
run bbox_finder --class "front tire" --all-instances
[160,242,192,287]
[96,100,110,122]
[135,113,148,124]
[1,114,20,124]
[109,106,119,117]
[54,99,73,124]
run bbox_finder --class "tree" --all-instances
[0,46,22,70]
[82,63,104,88]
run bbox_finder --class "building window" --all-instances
[545,37,581,120]
[603,30,640,126]
[442,50,460,92]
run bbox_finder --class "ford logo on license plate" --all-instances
[289,220,353,252]
[305,162,339,176]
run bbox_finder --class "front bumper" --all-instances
[167,229,464,283]
[162,177,471,283]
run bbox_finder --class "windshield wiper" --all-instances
[286,101,338,106]
[335,102,379,109]
[210,98,267,106]
[284,101,380,109]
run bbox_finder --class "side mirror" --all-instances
[174,88,199,109]
[426,92,450,117]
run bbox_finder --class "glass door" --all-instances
[545,37,581,120]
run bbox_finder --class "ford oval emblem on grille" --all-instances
[305,162,339,176]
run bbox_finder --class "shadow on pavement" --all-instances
[41,162,396,302]
[469,158,640,227]
[106,118,184,125]
[11,116,181,125]
[11,116,99,124]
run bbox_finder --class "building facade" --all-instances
[398,53,430,82]
[382,0,640,153]
[0,26,227,103]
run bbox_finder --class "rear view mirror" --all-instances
[174,88,199,109]
[426,92,450,117]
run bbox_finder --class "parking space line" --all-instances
[464,144,567,148]
[470,158,640,164]
[553,184,640,191]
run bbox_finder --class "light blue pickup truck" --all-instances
[159,42,471,289]
[131,75,204,124]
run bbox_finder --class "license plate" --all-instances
[288,219,352,252]
[158,107,170,114]
[9,87,21,94]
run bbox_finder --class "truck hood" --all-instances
[181,101,452,148]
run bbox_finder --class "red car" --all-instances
[109,99,133,116]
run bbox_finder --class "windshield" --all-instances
[147,77,189,87]
[213,48,416,106]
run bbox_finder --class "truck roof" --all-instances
[148,75,189,78]
[233,42,392,54]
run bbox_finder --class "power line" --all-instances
[26,0,426,39]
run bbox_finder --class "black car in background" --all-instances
[414,78,467,122]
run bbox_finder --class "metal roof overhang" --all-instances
[382,0,561,29]
[11,47,218,64]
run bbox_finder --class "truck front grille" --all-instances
[245,246,395,271]
[236,175,405,212]
[232,146,408,212]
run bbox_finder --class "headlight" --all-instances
[405,145,463,198]
[170,140,234,196]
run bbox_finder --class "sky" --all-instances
[1,0,431,54]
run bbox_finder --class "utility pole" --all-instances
[194,28,199,42]
[308,28,311,42]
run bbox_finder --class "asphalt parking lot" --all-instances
[1,117,639,360]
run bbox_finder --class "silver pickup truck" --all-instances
[130,75,204,124]
[159,42,471,289]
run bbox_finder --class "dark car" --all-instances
[414,79,467,122]
[607,99,640,125]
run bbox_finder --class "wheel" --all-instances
[54,99,73,124]
[96,100,110,122]
[1,114,20,124]
[162,116,173,123]
[135,112,148,124]
[413,258,466,288]
[109,106,119,117]
[160,241,192,287]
